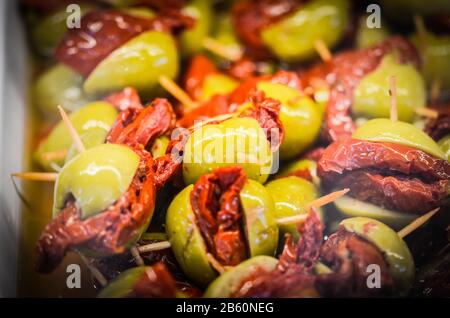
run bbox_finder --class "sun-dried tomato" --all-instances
[131,263,177,298]
[316,228,394,297]
[299,36,420,142]
[190,166,248,266]
[55,10,193,76]
[231,0,304,59]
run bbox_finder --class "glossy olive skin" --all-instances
[260,0,349,62]
[84,30,179,96]
[209,13,243,63]
[98,266,147,298]
[438,135,450,161]
[54,144,139,219]
[265,176,319,240]
[180,0,213,57]
[150,136,170,159]
[33,64,95,115]
[35,101,118,171]
[355,15,389,49]
[204,256,278,298]
[411,31,450,90]
[333,195,416,230]
[182,117,273,185]
[353,54,426,122]
[200,74,239,101]
[340,217,415,294]
[277,159,320,187]
[31,4,94,57]
[256,81,322,160]
[353,118,446,159]
[166,180,278,287]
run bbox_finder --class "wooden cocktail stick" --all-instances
[77,251,107,287]
[414,107,439,119]
[314,39,332,62]
[397,208,440,239]
[202,37,243,62]
[158,75,198,110]
[137,241,171,253]
[11,172,58,182]
[130,246,145,266]
[276,188,349,225]
[57,105,85,153]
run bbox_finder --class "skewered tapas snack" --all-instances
[14,0,450,298]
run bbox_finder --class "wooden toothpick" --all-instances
[276,189,349,225]
[414,107,439,119]
[41,149,68,161]
[397,208,440,239]
[57,105,85,153]
[314,39,332,62]
[11,172,58,182]
[413,15,427,53]
[202,37,243,62]
[77,251,107,287]
[158,75,198,110]
[137,241,171,253]
[130,246,145,266]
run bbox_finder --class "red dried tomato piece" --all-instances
[299,36,420,142]
[316,228,394,297]
[231,0,303,59]
[190,166,248,266]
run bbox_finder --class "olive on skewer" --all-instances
[205,210,415,297]
[35,97,177,272]
[166,166,279,287]
[318,118,450,229]
[299,36,424,142]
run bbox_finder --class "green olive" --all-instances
[265,176,320,240]
[240,179,279,257]
[31,5,94,57]
[150,136,170,159]
[200,74,239,101]
[313,87,329,116]
[411,31,450,90]
[180,0,213,57]
[438,135,450,161]
[33,64,95,115]
[352,118,446,159]
[277,159,320,187]
[166,180,278,287]
[353,54,426,122]
[120,7,155,19]
[182,117,273,185]
[340,217,415,293]
[204,256,278,298]
[35,101,118,171]
[333,195,416,230]
[54,144,139,219]
[260,0,349,62]
[98,266,148,298]
[209,13,243,63]
[99,0,139,7]
[84,30,179,96]
[256,81,322,160]
[64,130,111,164]
[98,265,182,298]
[166,185,216,287]
[355,15,389,49]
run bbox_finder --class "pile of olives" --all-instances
[17,0,450,298]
